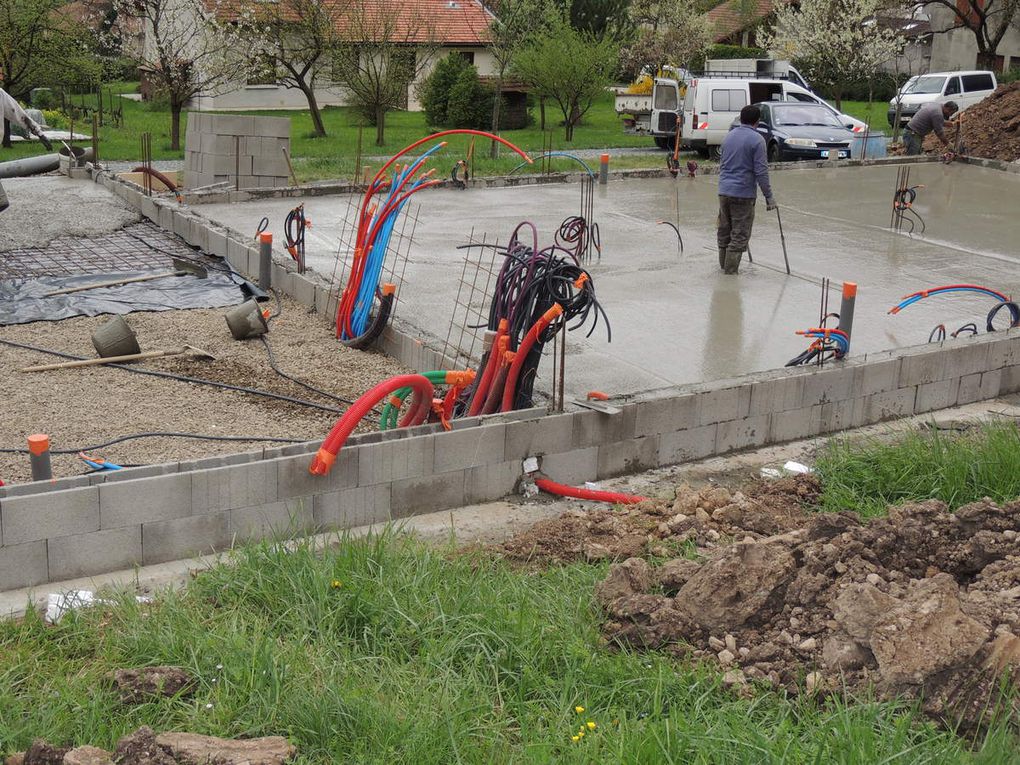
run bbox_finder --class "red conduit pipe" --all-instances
[131,165,178,192]
[535,478,649,505]
[310,373,434,475]
[481,349,513,415]
[468,320,508,416]
[500,304,564,412]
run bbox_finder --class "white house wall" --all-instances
[928,4,1020,71]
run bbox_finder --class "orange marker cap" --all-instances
[842,282,858,298]
[381,283,397,297]
[27,434,50,455]
[259,232,273,244]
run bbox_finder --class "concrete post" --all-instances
[28,433,52,481]
[838,282,857,353]
[599,153,609,185]
[259,232,273,289]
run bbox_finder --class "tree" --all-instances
[618,0,711,80]
[920,0,1019,70]
[514,12,619,139]
[763,0,901,109]
[116,0,256,150]
[563,0,633,38]
[234,0,345,137]
[331,2,436,146]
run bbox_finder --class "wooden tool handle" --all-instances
[19,348,184,372]
[42,271,182,297]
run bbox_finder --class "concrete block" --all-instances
[820,398,863,433]
[101,462,179,483]
[172,210,191,240]
[99,473,191,528]
[191,460,279,514]
[987,335,1020,368]
[200,132,239,156]
[979,369,1002,401]
[899,350,946,387]
[203,153,252,176]
[432,424,506,473]
[697,385,750,425]
[1,487,99,545]
[314,285,336,317]
[505,414,574,459]
[230,498,314,541]
[856,358,901,396]
[391,471,466,518]
[942,340,990,378]
[139,195,158,222]
[253,156,289,176]
[142,511,231,565]
[255,116,291,138]
[209,114,256,136]
[800,366,855,407]
[956,371,996,404]
[716,414,770,452]
[749,375,804,415]
[47,526,142,580]
[290,274,316,307]
[313,484,391,529]
[184,129,201,153]
[464,461,521,504]
[767,405,822,443]
[0,475,91,499]
[914,378,959,413]
[999,364,1020,395]
[278,448,357,499]
[658,424,717,465]
[359,435,434,486]
[158,203,175,232]
[206,228,228,259]
[0,541,48,591]
[571,406,637,448]
[187,218,208,251]
[226,237,251,275]
[540,447,598,485]
[596,435,660,479]
[633,395,698,437]
[861,388,915,423]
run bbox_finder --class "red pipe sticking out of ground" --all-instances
[310,373,434,476]
[535,478,649,505]
[500,303,564,413]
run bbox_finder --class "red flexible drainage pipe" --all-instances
[469,321,508,416]
[535,478,649,505]
[310,373,434,475]
[500,304,564,413]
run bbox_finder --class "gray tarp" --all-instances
[0,267,264,325]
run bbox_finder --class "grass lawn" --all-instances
[2,425,1019,762]
[838,100,892,131]
[0,83,662,182]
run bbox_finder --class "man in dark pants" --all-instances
[904,101,958,156]
[1,88,53,213]
[717,104,775,274]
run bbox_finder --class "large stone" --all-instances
[63,746,114,765]
[154,733,296,765]
[656,558,701,593]
[821,633,872,671]
[676,541,796,632]
[831,583,899,642]
[870,574,990,686]
[595,557,652,606]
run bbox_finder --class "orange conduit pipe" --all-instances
[310,373,434,476]
[481,343,513,415]
[535,478,649,505]
[468,320,508,416]
[500,303,564,412]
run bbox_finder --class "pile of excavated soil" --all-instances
[497,478,1020,729]
[893,82,1020,162]
[0,294,407,485]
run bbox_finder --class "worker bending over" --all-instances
[904,101,959,156]
[0,88,53,213]
[717,104,776,275]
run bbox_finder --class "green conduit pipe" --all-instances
[380,370,451,430]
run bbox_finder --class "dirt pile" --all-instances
[497,477,819,564]
[110,666,195,704]
[5,727,295,765]
[901,82,1020,161]
[594,496,1020,728]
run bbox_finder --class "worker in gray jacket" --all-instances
[717,104,776,275]
[904,101,958,156]
[0,88,53,213]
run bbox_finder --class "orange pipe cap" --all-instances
[27,434,50,455]
[259,232,273,244]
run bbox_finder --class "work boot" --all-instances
[724,249,742,274]
[718,248,727,270]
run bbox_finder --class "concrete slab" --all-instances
[197,163,1020,398]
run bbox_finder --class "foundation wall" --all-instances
[183,113,292,191]
[3,165,1017,591]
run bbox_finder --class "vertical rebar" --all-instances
[234,135,240,191]
[557,316,566,412]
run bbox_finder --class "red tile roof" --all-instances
[706,0,775,42]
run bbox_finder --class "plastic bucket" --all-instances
[224,299,269,340]
[91,315,141,357]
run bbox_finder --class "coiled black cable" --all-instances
[986,301,1020,332]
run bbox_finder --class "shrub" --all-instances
[418,54,474,127]
[418,53,496,129]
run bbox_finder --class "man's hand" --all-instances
[766,197,778,211]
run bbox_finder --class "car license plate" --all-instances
[821,150,850,158]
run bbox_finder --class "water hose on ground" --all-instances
[534,477,649,505]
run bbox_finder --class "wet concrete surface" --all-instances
[198,162,1020,398]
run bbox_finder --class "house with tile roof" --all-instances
[705,0,775,47]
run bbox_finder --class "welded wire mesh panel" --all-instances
[441,230,500,368]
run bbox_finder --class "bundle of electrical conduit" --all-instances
[335,130,532,349]
[888,284,1020,335]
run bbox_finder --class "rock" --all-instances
[866,573,884,586]
[722,669,746,687]
[700,487,732,510]
[832,584,899,642]
[870,574,991,686]
[22,741,67,765]
[983,630,1020,673]
[705,529,721,542]
[707,636,725,651]
[583,542,612,561]
[112,728,175,765]
[717,649,736,665]
[595,558,652,606]
[62,746,114,765]
[656,559,700,593]
[822,634,872,671]
[677,542,796,632]
[724,634,737,653]
[805,671,824,693]
[111,666,195,704]
[738,647,750,658]
[798,637,817,651]
[6,754,25,765]
[154,733,296,765]
[694,508,711,525]
[712,504,743,525]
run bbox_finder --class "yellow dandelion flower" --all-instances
[578,730,585,738]
[571,736,580,742]
[575,706,585,714]
[586,721,596,730]
[330,579,342,589]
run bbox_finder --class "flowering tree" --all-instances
[116,0,257,149]
[619,0,712,80]
[763,0,901,109]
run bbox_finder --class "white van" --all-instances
[681,77,863,157]
[886,70,997,126]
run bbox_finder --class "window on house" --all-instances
[390,49,417,83]
[962,73,994,91]
[456,51,475,65]
[247,57,279,86]
[711,89,747,112]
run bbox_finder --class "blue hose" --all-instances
[507,152,595,178]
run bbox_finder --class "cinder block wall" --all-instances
[6,167,1013,592]
[184,113,291,191]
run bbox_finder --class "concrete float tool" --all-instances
[41,258,208,297]
[19,345,215,372]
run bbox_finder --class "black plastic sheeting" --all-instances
[0,265,265,325]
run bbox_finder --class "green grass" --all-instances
[816,420,1020,517]
[0,83,660,181]
[2,528,1018,762]
[838,100,891,131]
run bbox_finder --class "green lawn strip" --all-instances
[815,420,1020,517]
[1,530,1009,763]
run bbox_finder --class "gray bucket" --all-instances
[224,299,269,340]
[91,315,141,357]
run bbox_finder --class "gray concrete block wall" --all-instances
[184,114,291,191]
